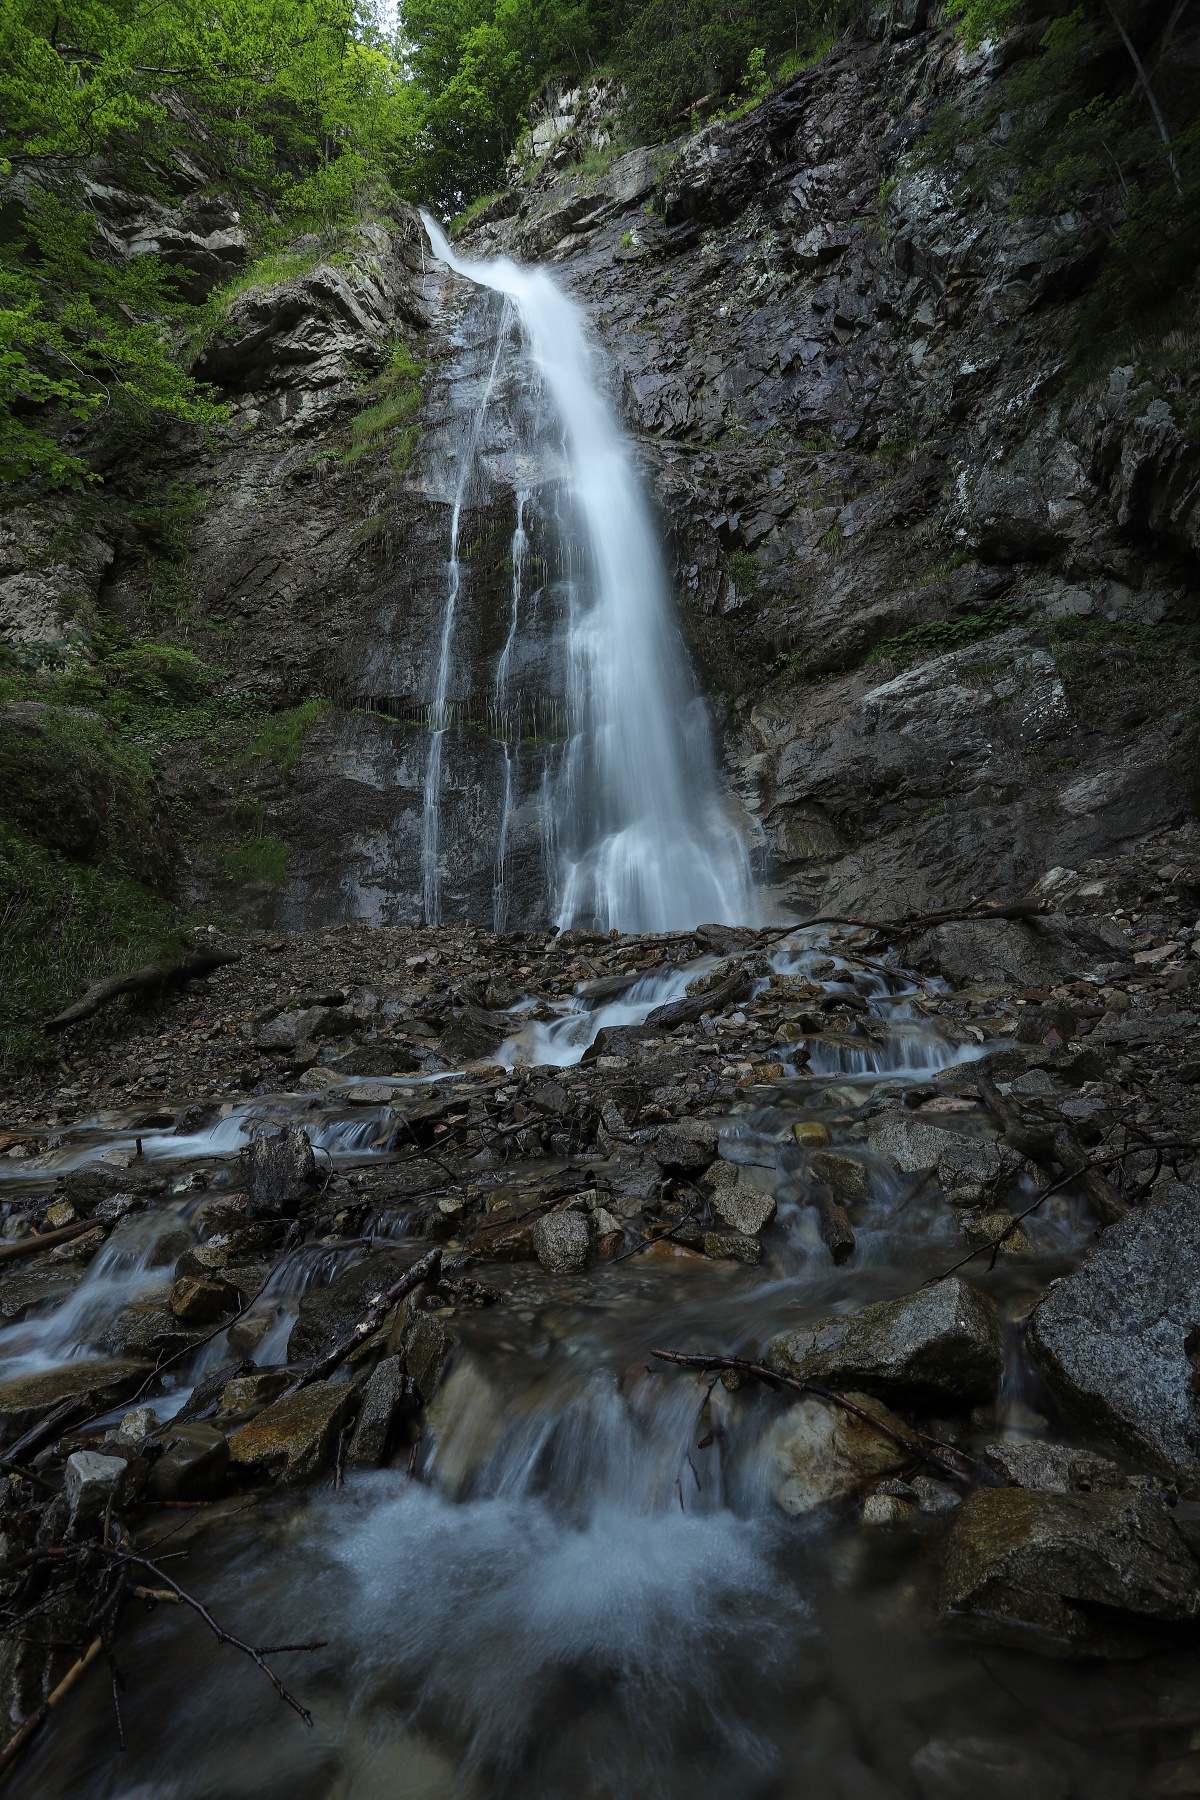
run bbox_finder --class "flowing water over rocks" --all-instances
[4,914,1200,1797]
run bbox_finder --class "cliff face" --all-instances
[3,10,1198,941]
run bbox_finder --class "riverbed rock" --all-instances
[910,1736,1071,1800]
[767,1277,1003,1405]
[654,1119,719,1173]
[937,1486,1200,1656]
[531,1210,590,1273]
[347,1355,407,1465]
[867,1111,957,1173]
[809,1150,871,1205]
[425,1354,504,1495]
[169,1274,239,1323]
[703,1228,762,1264]
[243,1125,318,1220]
[227,1380,356,1483]
[286,1250,407,1365]
[0,1359,150,1444]
[981,1439,1126,1493]
[1026,1181,1200,1481]
[64,1450,126,1527]
[707,1161,776,1234]
[146,1421,232,1501]
[760,1391,910,1515]
[403,1311,453,1401]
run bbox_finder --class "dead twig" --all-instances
[0,1635,105,1774]
[0,1219,102,1264]
[288,1247,443,1392]
[44,950,241,1034]
[650,1348,975,1483]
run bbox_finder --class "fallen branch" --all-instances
[289,1247,442,1391]
[0,1635,104,1775]
[651,1347,975,1483]
[760,897,1051,945]
[0,1219,100,1263]
[44,949,242,1034]
[977,1071,1126,1226]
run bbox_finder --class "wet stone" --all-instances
[64,1450,126,1527]
[0,1359,150,1443]
[169,1274,238,1323]
[910,1736,1071,1800]
[227,1380,355,1483]
[347,1355,406,1465]
[286,1251,408,1366]
[937,1486,1200,1656]
[706,1161,776,1234]
[531,1211,590,1273]
[868,1110,957,1173]
[146,1421,231,1502]
[809,1150,871,1205]
[982,1439,1127,1493]
[243,1125,318,1220]
[703,1229,761,1264]
[761,1390,910,1515]
[767,1277,1003,1406]
[653,1119,718,1172]
[219,1371,293,1417]
[403,1311,453,1402]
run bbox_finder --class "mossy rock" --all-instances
[0,700,171,886]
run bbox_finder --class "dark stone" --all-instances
[286,1252,408,1366]
[243,1126,318,1220]
[145,1422,231,1502]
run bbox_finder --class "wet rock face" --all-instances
[1026,1182,1200,1481]
[531,1211,591,1273]
[767,1277,1003,1405]
[937,1487,1200,1657]
[227,1380,355,1483]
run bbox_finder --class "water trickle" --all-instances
[422,215,758,933]
[492,488,529,931]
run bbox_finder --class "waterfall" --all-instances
[492,489,529,932]
[422,214,758,934]
[421,307,510,926]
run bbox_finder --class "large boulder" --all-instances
[531,1211,590,1273]
[1026,1182,1200,1481]
[767,1277,1003,1406]
[0,1359,150,1446]
[654,1119,719,1173]
[759,1391,910,1514]
[706,1160,777,1235]
[244,1126,318,1220]
[286,1251,407,1365]
[937,1487,1200,1656]
[227,1380,355,1483]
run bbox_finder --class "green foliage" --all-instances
[727,548,759,590]
[221,832,290,885]
[344,339,422,468]
[244,697,329,771]
[868,601,1033,670]
[0,820,184,1071]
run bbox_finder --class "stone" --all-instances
[937,1487,1200,1655]
[767,1277,1003,1406]
[982,1439,1126,1493]
[425,1355,503,1497]
[403,1311,453,1401]
[809,1150,871,1204]
[227,1381,355,1483]
[862,1490,918,1526]
[111,1405,158,1446]
[64,1450,126,1527]
[910,1475,962,1515]
[530,1210,590,1273]
[347,1355,407,1466]
[0,1359,150,1443]
[706,1161,776,1234]
[169,1275,238,1323]
[760,1391,910,1515]
[286,1251,408,1365]
[653,1119,718,1172]
[703,1229,762,1264]
[934,1135,1018,1206]
[791,1121,831,1148]
[146,1421,231,1501]
[911,1737,1070,1800]
[963,1212,1032,1255]
[1026,1182,1200,1480]
[868,1110,957,1172]
[219,1371,293,1416]
[243,1126,317,1220]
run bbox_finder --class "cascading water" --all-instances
[492,489,529,931]
[421,214,759,934]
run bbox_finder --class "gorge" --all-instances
[2,2,1200,1796]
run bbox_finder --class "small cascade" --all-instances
[492,489,529,931]
[421,308,511,926]
[421,214,758,934]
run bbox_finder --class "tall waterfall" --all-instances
[421,214,758,934]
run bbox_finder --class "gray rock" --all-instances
[654,1119,719,1172]
[347,1356,407,1466]
[934,1134,1021,1205]
[910,1474,962,1515]
[703,1229,761,1264]
[911,1737,1070,1800]
[867,1110,956,1173]
[531,1210,591,1273]
[937,1487,1200,1655]
[1026,1182,1200,1480]
[146,1421,231,1502]
[286,1251,407,1365]
[244,1126,317,1220]
[403,1312,454,1402]
[706,1161,776,1234]
[767,1277,1003,1405]
[982,1439,1126,1493]
[64,1450,126,1527]
[809,1150,871,1204]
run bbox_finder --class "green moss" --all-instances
[220,833,289,886]
[243,697,329,772]
[868,602,1033,671]
[344,340,423,468]
[0,821,185,1072]
[727,548,759,591]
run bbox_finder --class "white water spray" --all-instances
[422,214,758,934]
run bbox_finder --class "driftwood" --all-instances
[976,1071,1126,1226]
[44,949,241,1034]
[645,965,752,1029]
[0,1219,99,1263]
[289,1247,443,1391]
[651,1348,974,1483]
[0,1635,104,1774]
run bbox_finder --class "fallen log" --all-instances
[289,1247,443,1392]
[650,1348,975,1483]
[0,1635,104,1775]
[976,1071,1126,1226]
[0,1219,100,1263]
[44,949,241,1034]
[758,897,1052,945]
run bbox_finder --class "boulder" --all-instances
[1026,1182,1200,1480]
[937,1487,1200,1656]
[403,1311,454,1402]
[243,1126,317,1220]
[64,1450,126,1527]
[982,1440,1126,1493]
[654,1119,719,1173]
[767,1277,1003,1405]
[867,1110,957,1173]
[809,1150,871,1205]
[759,1391,910,1515]
[439,1005,507,1063]
[706,1161,776,1235]
[347,1355,407,1466]
[425,1355,504,1497]
[531,1211,590,1273]
[286,1251,407,1366]
[146,1421,231,1501]
[0,1359,150,1445]
[227,1381,355,1483]
[169,1274,238,1323]
[703,1229,762,1264]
